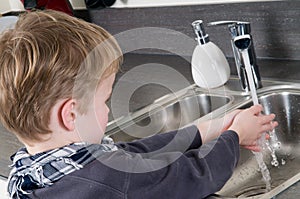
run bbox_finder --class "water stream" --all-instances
[241,50,272,191]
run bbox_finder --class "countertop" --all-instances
[0,53,300,198]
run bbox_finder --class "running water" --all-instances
[241,50,272,191]
[266,128,281,167]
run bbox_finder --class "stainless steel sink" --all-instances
[107,91,231,142]
[106,78,300,198]
[215,88,300,198]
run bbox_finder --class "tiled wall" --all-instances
[76,1,300,60]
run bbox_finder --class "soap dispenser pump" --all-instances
[191,20,230,89]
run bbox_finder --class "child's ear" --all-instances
[60,99,77,131]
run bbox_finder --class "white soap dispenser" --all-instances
[191,20,230,89]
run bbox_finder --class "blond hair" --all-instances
[0,10,122,141]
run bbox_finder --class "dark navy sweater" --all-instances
[29,125,240,199]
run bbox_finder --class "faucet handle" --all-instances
[207,20,249,27]
[207,20,251,37]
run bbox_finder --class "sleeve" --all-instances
[125,130,240,199]
[116,125,202,153]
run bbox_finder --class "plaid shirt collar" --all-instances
[7,137,117,199]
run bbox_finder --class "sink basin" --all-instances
[107,92,231,142]
[216,89,300,198]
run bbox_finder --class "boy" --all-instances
[0,10,277,199]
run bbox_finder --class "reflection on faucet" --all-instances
[207,21,262,91]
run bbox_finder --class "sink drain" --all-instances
[236,185,272,198]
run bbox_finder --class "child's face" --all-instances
[75,73,115,144]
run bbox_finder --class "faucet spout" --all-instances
[208,21,262,91]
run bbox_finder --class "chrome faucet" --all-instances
[207,21,262,91]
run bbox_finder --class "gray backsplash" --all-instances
[76,0,300,60]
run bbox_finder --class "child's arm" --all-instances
[122,105,277,198]
[116,125,201,153]
[115,109,241,154]
[125,129,240,198]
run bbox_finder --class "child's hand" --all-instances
[228,105,278,147]
[241,133,270,152]
[220,109,242,132]
[197,109,242,143]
